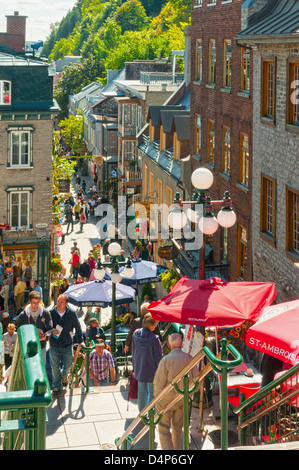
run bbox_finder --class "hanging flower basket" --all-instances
[49,256,64,274]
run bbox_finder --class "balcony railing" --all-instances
[140,72,184,85]
[118,124,137,136]
[126,169,142,182]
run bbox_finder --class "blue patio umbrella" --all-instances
[119,258,168,285]
[65,279,136,307]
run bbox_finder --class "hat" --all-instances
[89,317,98,324]
[95,339,105,347]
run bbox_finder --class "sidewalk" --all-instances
[45,378,240,450]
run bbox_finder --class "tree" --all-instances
[54,55,104,117]
[52,132,76,196]
[59,113,85,155]
[114,0,149,34]
[41,22,59,57]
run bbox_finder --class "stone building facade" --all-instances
[190,0,253,281]
[237,0,299,302]
[0,52,57,306]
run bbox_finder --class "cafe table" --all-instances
[227,361,262,389]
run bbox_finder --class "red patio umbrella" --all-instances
[148,276,276,328]
[245,299,299,366]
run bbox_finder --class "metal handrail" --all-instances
[115,349,222,450]
[115,349,205,449]
[0,325,52,450]
[130,353,221,447]
[234,363,299,416]
[233,363,299,446]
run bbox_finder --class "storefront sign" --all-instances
[158,245,178,260]
[108,177,119,184]
[36,223,48,229]
[93,156,104,165]
[58,179,70,193]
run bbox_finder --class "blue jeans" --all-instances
[49,344,73,390]
[137,381,154,413]
[73,266,79,280]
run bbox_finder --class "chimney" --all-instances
[6,11,27,51]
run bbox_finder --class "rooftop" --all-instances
[238,0,299,41]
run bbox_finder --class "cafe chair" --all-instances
[228,385,261,408]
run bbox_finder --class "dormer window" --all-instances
[0,81,11,105]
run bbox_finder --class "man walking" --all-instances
[17,291,53,363]
[14,277,26,312]
[32,280,43,302]
[49,294,84,394]
[132,313,162,412]
[153,333,197,450]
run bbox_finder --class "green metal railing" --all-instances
[203,337,243,450]
[234,363,299,447]
[0,325,2,385]
[0,325,52,450]
[115,349,223,450]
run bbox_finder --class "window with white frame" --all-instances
[7,188,33,229]
[7,127,33,168]
[0,80,11,105]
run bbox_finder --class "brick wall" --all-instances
[0,119,53,241]
[190,0,253,281]
[0,13,26,52]
[251,43,299,302]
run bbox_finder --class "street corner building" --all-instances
[0,49,59,306]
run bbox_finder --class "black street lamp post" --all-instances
[94,242,134,357]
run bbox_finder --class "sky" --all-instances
[0,0,76,43]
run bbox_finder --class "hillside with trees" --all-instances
[43,0,191,116]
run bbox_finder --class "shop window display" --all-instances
[2,250,38,307]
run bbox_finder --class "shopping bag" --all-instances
[127,372,138,410]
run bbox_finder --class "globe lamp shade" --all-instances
[168,208,187,230]
[199,215,219,235]
[123,266,135,278]
[217,209,237,228]
[111,272,123,284]
[93,268,105,280]
[108,242,122,257]
[191,168,214,190]
[186,207,201,223]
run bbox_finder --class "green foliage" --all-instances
[159,269,181,292]
[141,283,154,301]
[52,131,76,196]
[59,113,85,154]
[46,0,190,105]
[53,55,104,116]
[114,0,149,34]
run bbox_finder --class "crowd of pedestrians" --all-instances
[0,169,199,451]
